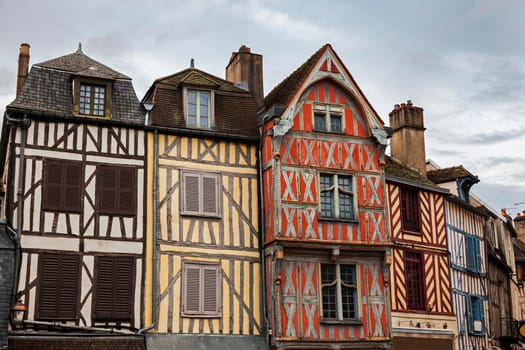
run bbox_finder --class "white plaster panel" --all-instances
[81,255,94,323]
[124,217,133,238]
[101,128,108,153]
[136,168,144,237]
[44,212,54,232]
[46,124,54,147]
[110,218,121,238]
[37,123,45,146]
[86,126,98,153]
[21,235,79,251]
[27,124,34,146]
[134,258,142,327]
[136,131,145,156]
[70,214,80,235]
[99,216,108,237]
[28,254,38,320]
[86,155,143,166]
[24,148,83,161]
[56,123,64,147]
[77,125,84,151]
[67,130,74,149]
[110,129,117,154]
[32,160,42,232]
[129,130,135,156]
[84,239,142,254]
[84,220,94,237]
[15,130,21,144]
[19,252,28,293]
[56,213,67,234]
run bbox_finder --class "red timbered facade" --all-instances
[260,44,391,349]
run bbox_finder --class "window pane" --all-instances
[320,174,333,189]
[401,188,419,230]
[340,265,355,285]
[341,286,356,319]
[200,116,209,128]
[339,192,353,219]
[338,176,352,192]
[405,252,424,309]
[188,115,197,127]
[321,190,334,217]
[200,104,208,117]
[321,264,336,284]
[315,114,326,131]
[322,285,337,319]
[331,115,342,132]
[188,91,196,104]
[199,92,209,105]
[188,103,197,117]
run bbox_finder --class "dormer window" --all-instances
[313,104,344,133]
[73,78,112,118]
[185,89,214,129]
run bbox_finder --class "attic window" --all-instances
[74,78,112,118]
[313,104,344,133]
[184,88,214,129]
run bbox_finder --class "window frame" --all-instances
[404,251,425,310]
[467,295,485,335]
[93,255,135,322]
[400,186,421,233]
[313,104,345,133]
[73,77,112,118]
[319,173,356,221]
[319,262,359,323]
[181,261,221,317]
[37,253,80,321]
[465,234,482,273]
[42,159,82,213]
[183,87,215,129]
[181,170,221,218]
[96,165,137,216]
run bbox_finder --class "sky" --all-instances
[1,0,524,216]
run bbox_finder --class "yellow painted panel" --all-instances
[179,136,188,159]
[233,178,240,247]
[171,171,180,242]
[203,221,211,245]
[252,263,261,335]
[229,143,236,165]
[222,259,231,334]
[158,167,168,241]
[251,178,258,231]
[250,145,257,167]
[182,219,190,243]
[243,260,250,334]
[233,260,241,334]
[219,142,226,164]
[203,318,210,333]
[242,177,249,221]
[172,256,182,332]
[191,138,199,159]
[223,177,231,247]
[182,317,190,333]
[212,221,219,245]
[212,319,220,334]
[238,144,247,166]
[159,158,257,175]
[158,254,170,332]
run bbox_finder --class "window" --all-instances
[80,84,106,116]
[187,90,211,128]
[37,253,79,320]
[182,262,221,317]
[181,171,221,217]
[97,165,136,215]
[400,187,420,231]
[43,160,82,212]
[313,104,343,133]
[466,235,482,273]
[320,174,354,220]
[320,263,358,321]
[94,256,134,322]
[404,252,425,310]
[467,295,485,334]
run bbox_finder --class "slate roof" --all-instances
[427,165,475,184]
[143,68,259,140]
[385,156,448,193]
[263,45,326,111]
[7,49,144,125]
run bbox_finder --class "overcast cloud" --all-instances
[1,0,524,215]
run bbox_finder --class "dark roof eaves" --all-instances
[386,174,450,194]
[446,194,486,217]
[150,124,258,143]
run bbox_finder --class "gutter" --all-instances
[137,129,158,334]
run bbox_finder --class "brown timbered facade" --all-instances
[1,44,146,349]
[260,44,391,350]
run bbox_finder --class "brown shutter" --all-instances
[65,163,82,211]
[44,162,64,210]
[38,254,79,320]
[95,256,133,321]
[99,167,117,213]
[202,175,218,216]
[203,267,218,313]
[117,168,135,215]
[185,266,201,313]
[183,173,200,214]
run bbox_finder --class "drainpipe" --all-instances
[6,112,30,317]
[137,129,158,334]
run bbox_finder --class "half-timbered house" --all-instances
[385,101,457,350]
[427,164,489,350]
[513,214,525,320]
[141,46,266,350]
[259,44,391,350]
[1,44,146,349]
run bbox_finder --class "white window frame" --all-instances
[183,87,215,129]
[319,262,359,322]
[181,170,221,218]
[181,262,221,317]
[319,173,356,220]
[313,103,345,133]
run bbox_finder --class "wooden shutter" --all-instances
[38,254,79,320]
[183,173,201,214]
[44,162,63,210]
[203,267,218,313]
[98,166,136,215]
[44,160,82,212]
[65,163,82,211]
[185,266,201,313]
[202,174,218,216]
[466,236,476,271]
[118,167,135,215]
[94,256,134,321]
[99,167,117,213]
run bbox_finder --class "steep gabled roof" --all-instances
[427,165,476,184]
[143,68,258,140]
[7,48,143,125]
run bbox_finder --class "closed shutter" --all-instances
[44,161,82,212]
[183,173,200,214]
[203,267,218,313]
[99,167,117,213]
[98,166,136,215]
[185,266,201,313]
[94,256,134,321]
[45,162,63,210]
[183,263,220,316]
[118,168,135,215]
[202,174,218,216]
[467,296,474,334]
[65,163,82,211]
[466,236,476,272]
[38,254,79,320]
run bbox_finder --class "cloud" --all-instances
[472,181,525,216]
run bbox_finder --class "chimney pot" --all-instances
[16,43,30,96]
[407,100,412,106]
[394,104,400,109]
[501,208,508,216]
[225,45,263,110]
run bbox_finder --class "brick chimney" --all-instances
[515,211,525,243]
[389,100,427,176]
[225,45,264,110]
[16,43,30,96]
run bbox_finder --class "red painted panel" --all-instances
[302,103,313,132]
[317,83,325,102]
[319,59,328,71]
[299,139,319,167]
[320,141,339,168]
[281,169,298,202]
[328,83,336,104]
[280,136,298,165]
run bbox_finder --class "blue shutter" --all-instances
[475,239,482,273]
[467,296,474,334]
[466,236,475,271]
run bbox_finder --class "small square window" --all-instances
[313,105,344,133]
[182,262,221,317]
[75,79,111,117]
